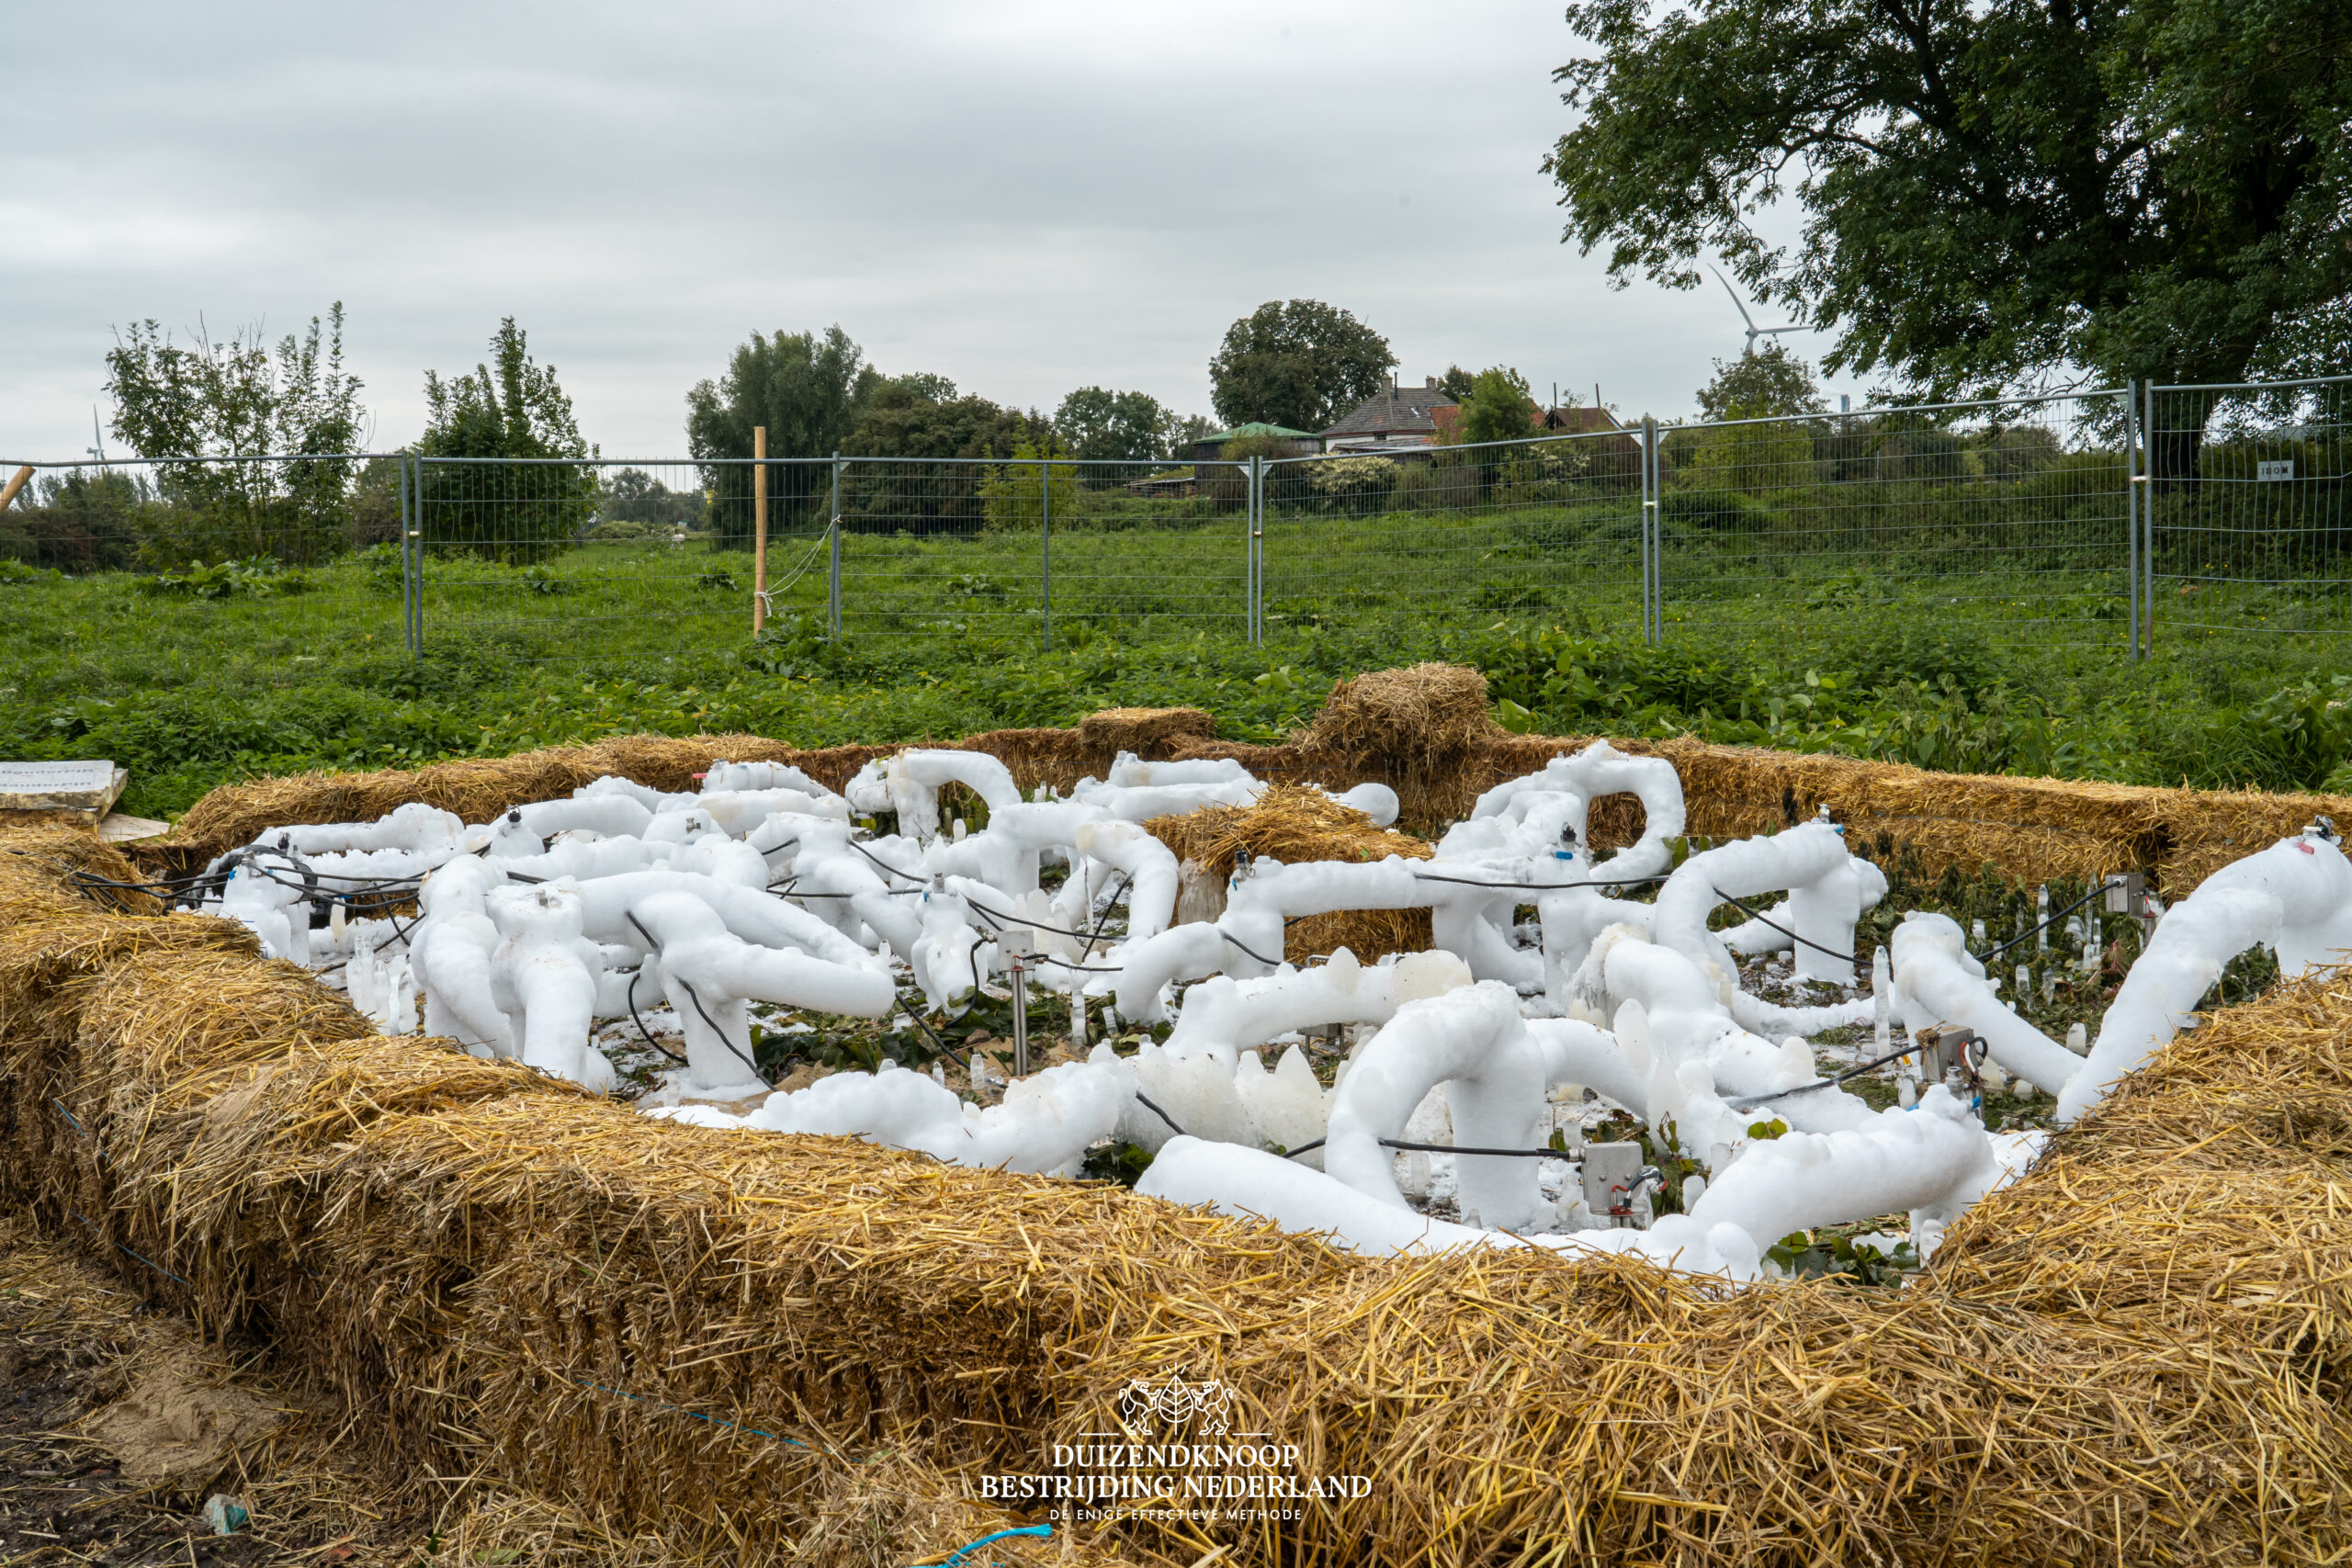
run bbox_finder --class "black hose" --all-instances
[1710,886,1860,967]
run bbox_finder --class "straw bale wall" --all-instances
[13,773,2352,1561]
[144,665,2350,899]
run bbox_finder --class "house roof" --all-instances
[1429,403,1624,444]
[1320,383,1459,438]
[1198,421,1320,443]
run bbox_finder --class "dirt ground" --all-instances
[0,1214,427,1568]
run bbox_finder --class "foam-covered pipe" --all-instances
[1650,822,1877,1031]
[1136,1138,1760,1277]
[628,890,894,1093]
[1470,742,1687,879]
[876,750,1025,843]
[486,884,616,1091]
[1072,779,1261,820]
[1321,983,1547,1230]
[567,868,883,973]
[1890,913,2084,1094]
[703,759,836,797]
[411,857,514,1057]
[1073,819,1181,943]
[1161,948,1474,1066]
[1688,1086,1997,1242]
[696,788,851,837]
[682,1059,1123,1175]
[2058,828,2352,1124]
[1112,922,1230,1022]
[245,801,465,860]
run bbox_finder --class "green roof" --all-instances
[1200,422,1318,442]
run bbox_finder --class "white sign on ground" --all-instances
[0,759,128,815]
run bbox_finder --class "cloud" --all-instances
[0,0,1853,462]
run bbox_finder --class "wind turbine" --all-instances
[1707,264,1804,354]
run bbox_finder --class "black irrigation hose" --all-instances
[623,970,690,1066]
[1133,1091,1188,1138]
[1078,871,1134,961]
[847,838,925,886]
[1217,929,1284,969]
[1408,870,1670,893]
[1283,1135,1572,1161]
[623,908,766,1085]
[1981,882,2111,965]
[1724,1040,1936,1110]
[1711,886,1860,967]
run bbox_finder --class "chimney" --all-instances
[1425,376,1437,389]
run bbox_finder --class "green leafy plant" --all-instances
[1766,1229,1919,1287]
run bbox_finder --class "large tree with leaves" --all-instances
[1544,0,2352,437]
[1209,300,1398,432]
[104,303,365,565]
[416,318,598,562]
[686,325,881,543]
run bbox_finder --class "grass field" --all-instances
[4,502,2350,821]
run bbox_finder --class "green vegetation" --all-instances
[3,495,2349,823]
[1208,299,1397,433]
[1546,0,2352,400]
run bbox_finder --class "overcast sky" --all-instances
[2,0,1866,463]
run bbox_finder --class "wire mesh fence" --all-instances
[2147,376,2352,640]
[1261,426,1648,637]
[1649,389,2137,651]
[2,374,2346,663]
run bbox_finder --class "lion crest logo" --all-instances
[1114,1374,1237,1436]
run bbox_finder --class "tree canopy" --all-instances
[1208,300,1397,432]
[685,325,879,466]
[1544,0,2352,393]
[1696,344,1825,421]
[417,319,595,562]
[1054,386,1173,462]
[1453,367,1542,446]
[419,318,591,461]
[102,303,366,564]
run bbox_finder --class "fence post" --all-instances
[1250,455,1263,645]
[403,453,423,657]
[827,452,842,639]
[2140,380,2156,656]
[1040,457,1053,652]
[1641,416,1659,645]
[2124,382,2141,660]
[752,426,768,636]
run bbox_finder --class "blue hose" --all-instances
[921,1522,1052,1568]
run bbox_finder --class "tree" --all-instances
[686,325,882,545]
[103,303,365,565]
[1695,344,1824,423]
[416,318,598,563]
[1054,387,1172,463]
[979,434,1081,534]
[1544,0,2352,472]
[1208,300,1397,432]
[1434,365,1476,402]
[842,383,1045,534]
[1453,367,1541,446]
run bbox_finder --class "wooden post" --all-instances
[0,466,31,513]
[752,427,768,634]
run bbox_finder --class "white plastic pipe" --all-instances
[1321,983,1547,1231]
[567,868,883,973]
[1469,742,1687,878]
[2057,828,2352,1123]
[628,889,894,1093]
[1687,1086,1998,1243]
[1650,822,1879,1031]
[249,801,465,859]
[1890,913,2084,1095]
[486,884,617,1091]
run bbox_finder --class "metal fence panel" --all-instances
[9,372,2351,664]
[406,457,820,661]
[1260,428,1650,637]
[831,457,1249,644]
[1648,389,2134,649]
[2147,377,2352,641]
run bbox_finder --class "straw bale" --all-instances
[1303,662,1498,767]
[1144,784,1435,963]
[1076,705,1216,757]
[25,719,2352,1562]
